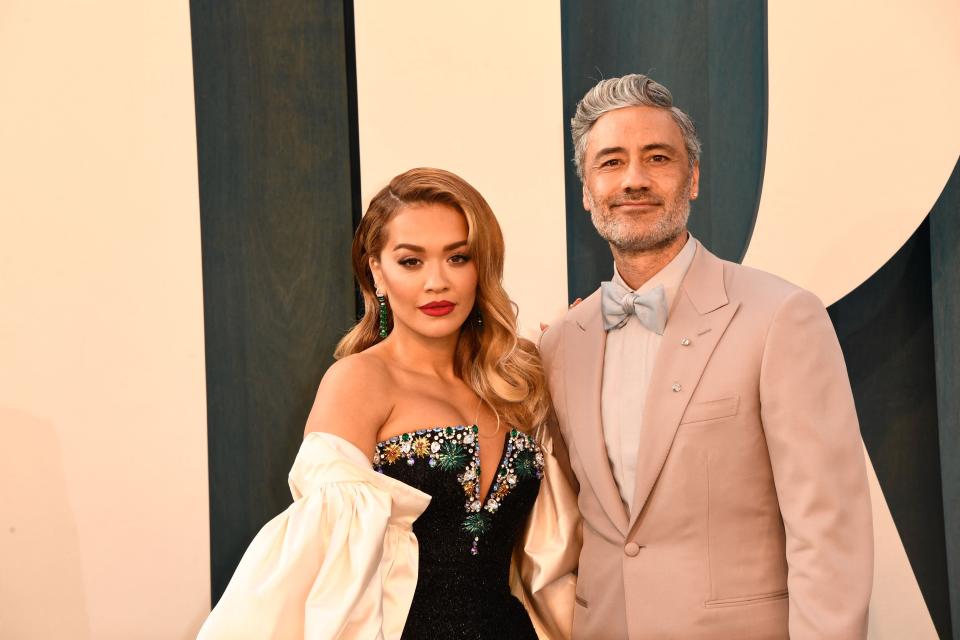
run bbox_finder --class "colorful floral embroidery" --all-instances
[437,440,469,471]
[375,425,543,556]
[412,436,430,458]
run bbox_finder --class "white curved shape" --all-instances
[743,0,960,307]
[353,0,568,337]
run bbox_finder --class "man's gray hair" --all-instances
[571,74,702,180]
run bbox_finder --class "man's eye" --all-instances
[650,155,669,163]
[450,254,472,264]
[399,257,421,267]
[600,158,622,167]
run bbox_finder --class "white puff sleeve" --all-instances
[197,432,431,640]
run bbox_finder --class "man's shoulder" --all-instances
[538,288,602,356]
[717,256,818,309]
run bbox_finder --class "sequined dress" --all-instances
[374,425,544,639]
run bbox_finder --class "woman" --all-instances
[198,168,579,639]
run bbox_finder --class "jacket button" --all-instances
[624,542,641,557]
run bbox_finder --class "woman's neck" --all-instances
[380,326,460,379]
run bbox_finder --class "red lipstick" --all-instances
[418,300,456,317]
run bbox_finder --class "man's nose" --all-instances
[621,160,653,191]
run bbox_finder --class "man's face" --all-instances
[581,105,699,253]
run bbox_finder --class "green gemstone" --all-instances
[401,433,410,442]
[472,425,479,433]
[445,426,454,436]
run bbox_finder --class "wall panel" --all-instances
[931,159,960,639]
[189,0,359,603]
[353,0,568,334]
[0,2,209,637]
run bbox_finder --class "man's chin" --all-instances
[608,228,685,254]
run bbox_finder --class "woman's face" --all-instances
[370,203,478,341]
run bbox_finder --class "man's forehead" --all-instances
[588,105,683,148]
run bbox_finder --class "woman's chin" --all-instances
[399,317,469,340]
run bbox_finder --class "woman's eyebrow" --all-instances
[392,240,468,252]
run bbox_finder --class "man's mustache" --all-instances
[610,195,663,207]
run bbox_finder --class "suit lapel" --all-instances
[627,244,740,532]
[563,294,630,535]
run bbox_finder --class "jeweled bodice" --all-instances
[374,425,542,639]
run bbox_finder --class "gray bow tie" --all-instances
[600,281,668,334]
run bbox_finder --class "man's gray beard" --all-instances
[588,181,692,254]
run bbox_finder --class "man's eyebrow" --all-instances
[391,240,468,252]
[593,146,627,159]
[592,142,679,160]
[641,142,679,154]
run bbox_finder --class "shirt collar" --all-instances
[612,233,698,314]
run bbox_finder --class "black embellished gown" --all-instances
[374,425,544,640]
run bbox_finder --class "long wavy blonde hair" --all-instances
[335,168,550,432]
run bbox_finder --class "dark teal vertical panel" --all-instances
[189,1,359,603]
[931,158,960,640]
[828,221,952,639]
[560,0,766,299]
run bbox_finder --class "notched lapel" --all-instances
[628,245,738,532]
[562,295,630,535]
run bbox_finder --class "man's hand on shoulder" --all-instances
[538,298,582,335]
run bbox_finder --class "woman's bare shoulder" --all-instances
[322,351,393,391]
[303,351,395,456]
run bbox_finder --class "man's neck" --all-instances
[612,231,689,291]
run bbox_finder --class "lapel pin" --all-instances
[680,337,691,346]
[671,383,682,392]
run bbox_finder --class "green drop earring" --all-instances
[376,287,389,339]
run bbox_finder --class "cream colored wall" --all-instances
[0,2,210,638]
[746,0,960,307]
[353,0,568,337]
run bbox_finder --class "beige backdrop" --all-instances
[0,2,210,638]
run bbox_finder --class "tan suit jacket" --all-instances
[539,242,873,639]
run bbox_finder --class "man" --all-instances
[540,74,873,639]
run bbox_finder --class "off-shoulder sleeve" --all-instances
[509,425,582,640]
[197,433,431,640]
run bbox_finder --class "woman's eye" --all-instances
[449,254,472,264]
[399,257,421,267]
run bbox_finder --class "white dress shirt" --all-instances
[601,235,697,513]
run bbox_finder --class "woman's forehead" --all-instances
[383,203,469,249]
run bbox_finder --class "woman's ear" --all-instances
[369,256,384,293]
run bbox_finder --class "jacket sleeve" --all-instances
[197,433,430,640]
[509,424,582,640]
[759,289,873,639]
